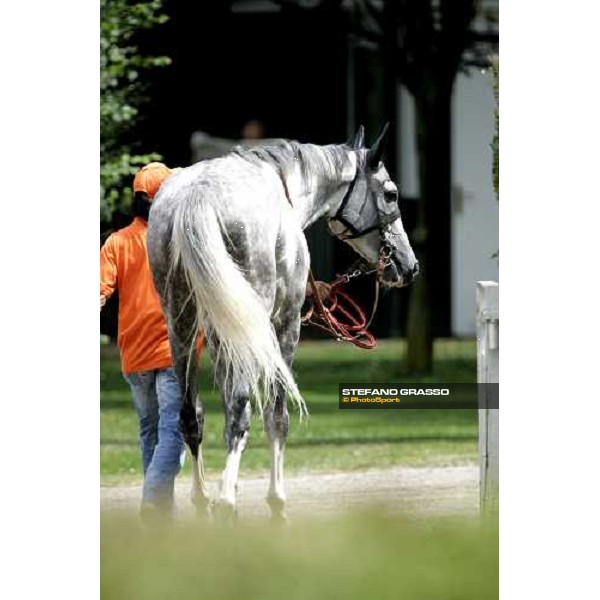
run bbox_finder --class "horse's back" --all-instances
[163,157,282,218]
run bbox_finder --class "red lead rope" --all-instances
[302,261,383,350]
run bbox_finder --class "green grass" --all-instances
[101,339,478,484]
[101,511,498,600]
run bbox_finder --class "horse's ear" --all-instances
[347,125,365,149]
[367,122,390,168]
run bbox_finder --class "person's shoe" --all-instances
[140,501,174,528]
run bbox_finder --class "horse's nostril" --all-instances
[401,261,419,284]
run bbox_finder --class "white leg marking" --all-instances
[267,438,287,506]
[190,444,210,506]
[219,432,248,507]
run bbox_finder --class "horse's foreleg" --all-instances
[264,392,289,520]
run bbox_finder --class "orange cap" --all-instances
[133,162,173,200]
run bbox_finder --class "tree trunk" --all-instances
[407,85,452,372]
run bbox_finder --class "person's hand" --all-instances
[100,295,107,311]
[308,281,332,302]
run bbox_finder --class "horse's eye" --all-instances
[384,189,398,203]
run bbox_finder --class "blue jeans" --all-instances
[123,368,185,510]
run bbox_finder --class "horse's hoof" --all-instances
[270,510,290,526]
[266,495,289,524]
[214,500,238,523]
[191,493,211,519]
[190,490,211,513]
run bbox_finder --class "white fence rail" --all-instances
[477,281,499,513]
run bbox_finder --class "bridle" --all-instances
[275,152,400,348]
[301,172,400,349]
[327,166,399,281]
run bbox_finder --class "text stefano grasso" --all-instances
[341,388,450,396]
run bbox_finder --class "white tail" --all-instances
[170,188,307,417]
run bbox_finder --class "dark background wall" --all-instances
[136,2,347,163]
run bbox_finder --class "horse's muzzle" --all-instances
[380,260,419,288]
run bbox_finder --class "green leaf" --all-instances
[100,0,171,223]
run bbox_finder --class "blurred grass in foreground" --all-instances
[101,339,478,483]
[101,511,497,600]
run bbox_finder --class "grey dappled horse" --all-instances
[147,125,418,519]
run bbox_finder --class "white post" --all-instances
[477,281,499,514]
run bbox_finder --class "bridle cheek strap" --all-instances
[329,170,401,241]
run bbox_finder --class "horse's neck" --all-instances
[285,145,357,230]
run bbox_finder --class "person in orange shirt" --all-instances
[100,162,195,515]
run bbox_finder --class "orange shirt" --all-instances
[100,218,201,373]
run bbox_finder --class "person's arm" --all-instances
[100,235,118,311]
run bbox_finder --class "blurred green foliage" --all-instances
[101,512,498,600]
[100,0,171,223]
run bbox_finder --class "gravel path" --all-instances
[101,465,479,519]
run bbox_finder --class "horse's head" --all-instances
[328,124,419,288]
